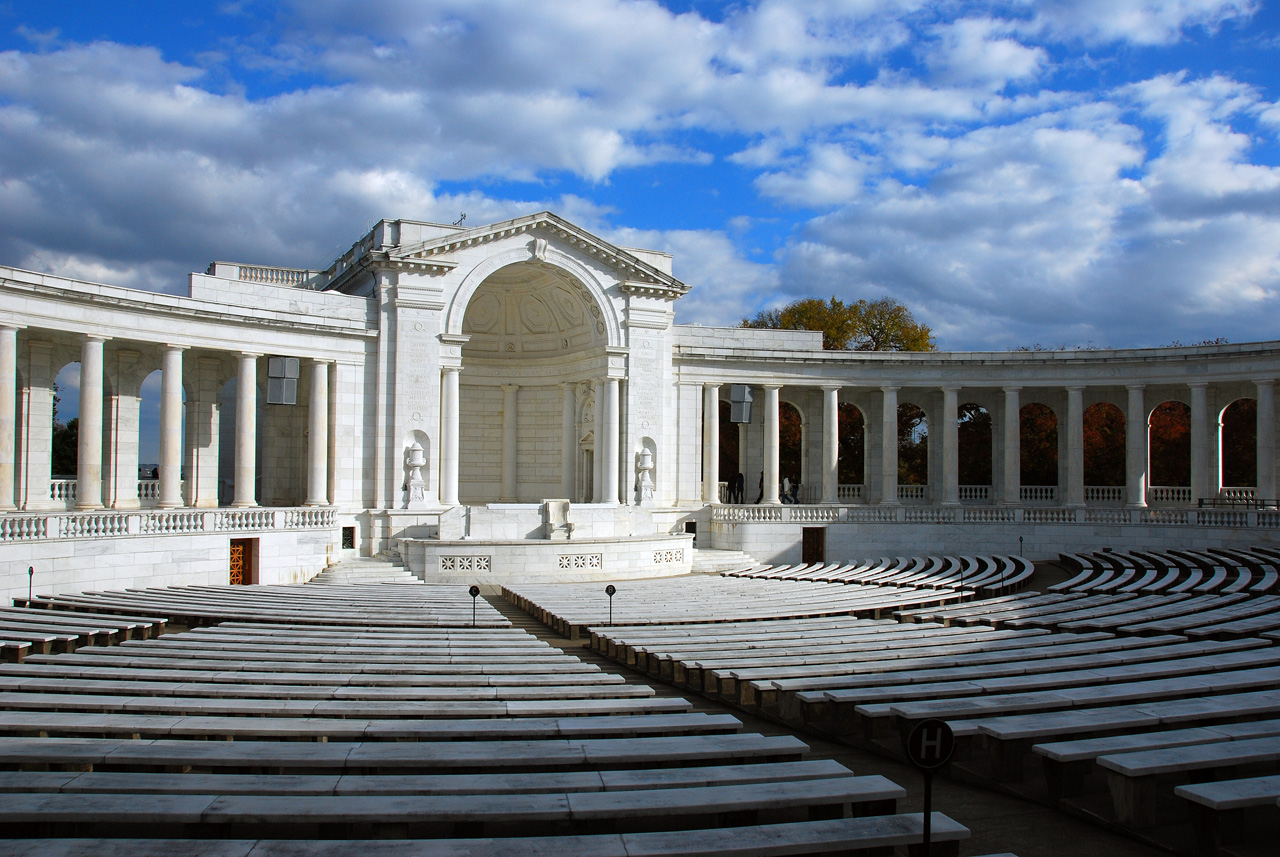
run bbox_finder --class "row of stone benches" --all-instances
[503,576,962,639]
[0,585,971,855]
[897,589,1280,639]
[0,604,168,662]
[15,583,510,630]
[724,555,1036,597]
[1054,546,1280,595]
[539,579,1279,856]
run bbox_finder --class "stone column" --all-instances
[1190,382,1210,504]
[560,383,576,500]
[762,384,781,504]
[76,336,106,510]
[592,382,603,502]
[880,386,899,504]
[233,352,258,507]
[703,383,720,503]
[601,378,620,504]
[822,385,840,504]
[0,326,17,510]
[305,359,330,506]
[1257,380,1275,503]
[157,345,186,509]
[941,386,960,506]
[1066,385,1085,507]
[500,384,519,502]
[1003,386,1021,505]
[1126,385,1148,508]
[438,367,460,506]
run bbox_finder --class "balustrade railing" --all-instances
[1084,485,1124,503]
[1219,487,1258,501]
[1020,485,1057,503]
[899,484,927,502]
[0,507,337,543]
[237,265,314,286]
[1149,486,1191,505]
[837,484,864,502]
[958,485,990,502]
[50,479,75,504]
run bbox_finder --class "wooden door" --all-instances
[801,527,825,565]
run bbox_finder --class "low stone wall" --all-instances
[399,533,694,583]
[709,512,1280,565]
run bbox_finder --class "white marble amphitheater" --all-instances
[0,210,1277,600]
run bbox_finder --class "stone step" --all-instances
[691,548,758,575]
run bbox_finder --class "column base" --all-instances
[304,500,329,508]
[74,503,104,511]
[231,501,258,508]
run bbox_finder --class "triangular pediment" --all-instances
[392,211,690,299]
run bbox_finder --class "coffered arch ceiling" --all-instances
[461,262,606,361]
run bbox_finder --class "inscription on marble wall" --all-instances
[631,337,661,432]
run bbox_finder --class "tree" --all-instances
[742,296,936,352]
[51,417,78,478]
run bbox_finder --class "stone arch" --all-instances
[1083,402,1125,487]
[898,402,928,486]
[444,243,623,348]
[779,399,804,495]
[1220,397,1257,488]
[1020,402,1058,487]
[838,402,865,488]
[1149,401,1191,488]
[958,402,992,488]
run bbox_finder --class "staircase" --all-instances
[308,553,422,585]
[690,548,760,575]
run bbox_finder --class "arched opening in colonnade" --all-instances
[838,403,864,495]
[1083,402,1125,488]
[1150,401,1191,490]
[717,400,740,498]
[779,401,803,500]
[50,362,81,482]
[458,261,609,504]
[1221,398,1258,489]
[1020,403,1058,494]
[133,368,187,506]
[958,403,992,495]
[898,403,928,488]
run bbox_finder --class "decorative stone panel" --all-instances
[653,549,684,565]
[558,553,603,570]
[440,555,492,572]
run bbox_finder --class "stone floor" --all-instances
[485,587,1171,857]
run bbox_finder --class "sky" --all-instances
[2,0,1279,354]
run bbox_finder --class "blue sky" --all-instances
[2,0,1278,354]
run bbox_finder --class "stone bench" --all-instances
[0,641,30,664]
[0,774,904,837]
[0,758,852,796]
[0,733,808,773]
[1175,774,1280,857]
[0,690,694,719]
[0,812,971,857]
[1032,718,1280,801]
[1096,734,1280,828]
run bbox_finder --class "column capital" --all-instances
[162,343,189,353]
[442,365,461,376]
[501,383,520,393]
[820,383,843,392]
[1255,378,1276,388]
[1002,385,1022,393]
[762,383,783,391]
[1126,383,1146,392]
[939,385,961,394]
[1065,384,1085,393]
[238,351,262,360]
[1188,381,1209,389]
[308,357,333,366]
[83,334,110,345]
[880,385,900,393]
[0,323,26,333]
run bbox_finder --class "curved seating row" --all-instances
[724,554,1035,597]
[530,570,1280,856]
[1054,546,1280,596]
[1,584,968,856]
[504,576,962,639]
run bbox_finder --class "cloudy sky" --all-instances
[1,0,1278,350]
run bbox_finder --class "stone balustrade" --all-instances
[0,507,336,543]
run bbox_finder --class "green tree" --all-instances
[742,296,936,352]
[51,417,78,477]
